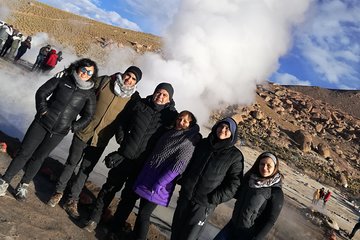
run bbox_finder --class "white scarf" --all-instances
[113,73,137,98]
[248,173,281,188]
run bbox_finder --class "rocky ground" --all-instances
[0,140,359,240]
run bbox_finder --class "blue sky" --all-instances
[37,0,359,90]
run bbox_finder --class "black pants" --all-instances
[0,43,11,57]
[171,196,214,240]
[89,159,139,224]
[2,119,65,184]
[350,222,360,238]
[108,173,141,232]
[14,48,27,61]
[67,145,106,201]
[55,135,87,194]
[133,198,158,240]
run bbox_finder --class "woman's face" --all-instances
[259,157,276,177]
[175,114,192,130]
[77,66,95,81]
[216,123,232,140]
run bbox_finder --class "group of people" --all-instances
[0,22,32,61]
[32,44,63,72]
[0,58,284,240]
[0,21,62,72]
[312,187,332,208]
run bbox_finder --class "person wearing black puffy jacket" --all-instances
[83,83,178,234]
[214,152,284,240]
[0,58,97,201]
[171,117,244,240]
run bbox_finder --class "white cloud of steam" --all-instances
[131,0,311,123]
[273,72,311,86]
[38,0,141,32]
[0,3,10,21]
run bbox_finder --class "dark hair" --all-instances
[65,58,98,81]
[245,152,282,179]
[177,110,197,127]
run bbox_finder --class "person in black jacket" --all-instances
[171,117,244,240]
[0,58,98,201]
[214,152,284,240]
[83,83,178,234]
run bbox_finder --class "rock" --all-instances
[339,174,348,188]
[325,217,339,230]
[293,130,312,153]
[318,143,331,158]
[251,110,264,120]
[315,124,323,133]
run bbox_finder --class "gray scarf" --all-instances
[72,71,94,90]
[248,173,281,188]
[113,73,137,98]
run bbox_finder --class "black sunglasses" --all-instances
[80,67,93,77]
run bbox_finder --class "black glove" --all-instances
[103,151,124,168]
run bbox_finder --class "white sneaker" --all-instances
[0,178,9,196]
[15,183,29,201]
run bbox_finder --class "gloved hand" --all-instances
[103,151,124,168]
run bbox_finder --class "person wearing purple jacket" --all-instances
[130,110,200,240]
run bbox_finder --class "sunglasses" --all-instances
[80,67,93,77]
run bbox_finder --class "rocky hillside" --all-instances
[2,0,161,56]
[214,83,359,194]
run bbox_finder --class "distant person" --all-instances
[214,152,284,240]
[319,187,325,199]
[120,111,200,240]
[41,49,58,73]
[323,190,332,208]
[0,24,13,48]
[312,188,321,205]
[0,30,17,57]
[47,66,143,220]
[8,33,22,58]
[57,51,63,63]
[171,117,244,240]
[32,44,51,71]
[0,58,98,200]
[83,83,178,233]
[349,218,360,239]
[14,36,32,62]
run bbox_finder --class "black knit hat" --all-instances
[155,82,174,100]
[124,66,142,82]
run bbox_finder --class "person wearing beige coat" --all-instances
[47,66,143,219]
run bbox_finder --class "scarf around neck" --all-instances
[72,71,94,90]
[248,173,281,188]
[113,73,137,98]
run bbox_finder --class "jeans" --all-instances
[133,198,158,240]
[2,119,65,184]
[67,145,106,201]
[55,135,87,193]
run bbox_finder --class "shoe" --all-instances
[64,199,80,219]
[83,220,97,233]
[0,178,9,196]
[48,192,63,207]
[15,183,29,201]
